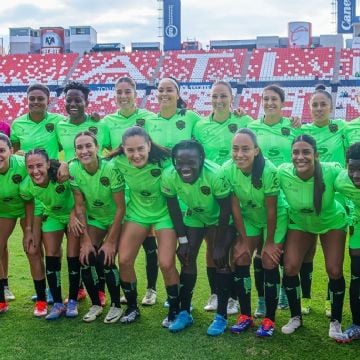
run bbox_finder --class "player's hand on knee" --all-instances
[176,243,190,266]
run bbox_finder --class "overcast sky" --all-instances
[0,0,358,49]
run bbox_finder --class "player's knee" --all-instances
[234,251,251,266]
[326,264,343,280]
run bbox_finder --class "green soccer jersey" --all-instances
[144,109,201,149]
[69,158,124,225]
[344,117,360,147]
[334,170,360,223]
[11,112,64,159]
[300,119,348,167]
[103,108,155,149]
[20,177,74,221]
[161,160,230,227]
[222,158,287,228]
[193,113,252,165]
[113,155,171,223]
[56,115,111,161]
[247,117,301,167]
[0,155,27,218]
[278,162,347,233]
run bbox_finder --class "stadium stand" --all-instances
[339,49,360,80]
[0,53,78,85]
[69,51,160,84]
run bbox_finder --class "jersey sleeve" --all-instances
[212,171,231,199]
[101,122,111,150]
[161,167,177,197]
[10,121,20,144]
[68,162,80,190]
[19,178,34,201]
[109,162,125,192]
[264,164,280,196]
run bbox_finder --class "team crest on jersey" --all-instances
[247,200,257,208]
[141,190,151,197]
[228,124,238,133]
[12,174,22,184]
[45,123,55,133]
[281,127,290,136]
[93,200,105,207]
[176,120,186,130]
[200,186,211,195]
[328,123,338,133]
[193,207,204,213]
[52,206,62,211]
[88,126,98,135]
[55,185,65,193]
[100,177,110,186]
[136,119,145,127]
[150,169,161,177]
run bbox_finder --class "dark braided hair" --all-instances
[63,81,90,100]
[107,126,171,165]
[25,148,60,183]
[292,134,324,215]
[171,140,205,171]
[346,142,360,163]
[234,128,265,189]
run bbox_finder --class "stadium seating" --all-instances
[69,51,160,84]
[334,86,360,120]
[0,53,78,85]
[339,49,360,80]
[246,47,335,81]
[159,49,247,82]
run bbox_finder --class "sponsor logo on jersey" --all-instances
[55,184,65,193]
[186,209,192,216]
[93,200,105,207]
[150,169,161,177]
[318,147,328,156]
[88,126,98,135]
[228,123,238,133]
[136,119,145,127]
[51,206,62,211]
[219,149,229,157]
[328,123,338,133]
[100,177,110,186]
[176,120,186,130]
[300,208,314,214]
[193,207,204,213]
[246,200,257,208]
[281,127,290,136]
[3,197,14,203]
[140,190,151,197]
[45,123,55,133]
[268,148,280,157]
[12,174,23,184]
[200,186,211,195]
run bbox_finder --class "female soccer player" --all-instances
[103,76,159,306]
[247,84,301,315]
[299,85,349,315]
[0,134,45,316]
[193,80,253,314]
[161,140,235,336]
[56,81,110,161]
[278,135,347,339]
[333,142,360,342]
[222,128,288,337]
[20,149,81,319]
[69,131,125,323]
[109,126,179,325]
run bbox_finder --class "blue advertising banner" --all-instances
[337,0,356,33]
[163,0,181,51]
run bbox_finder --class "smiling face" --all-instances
[123,135,150,168]
[310,92,332,125]
[26,153,50,186]
[157,79,179,111]
[115,81,136,113]
[65,89,88,121]
[174,148,202,184]
[75,134,98,166]
[348,159,360,188]
[262,89,283,118]
[0,139,12,173]
[27,89,49,117]
[292,141,317,179]
[211,83,233,114]
[232,133,259,173]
